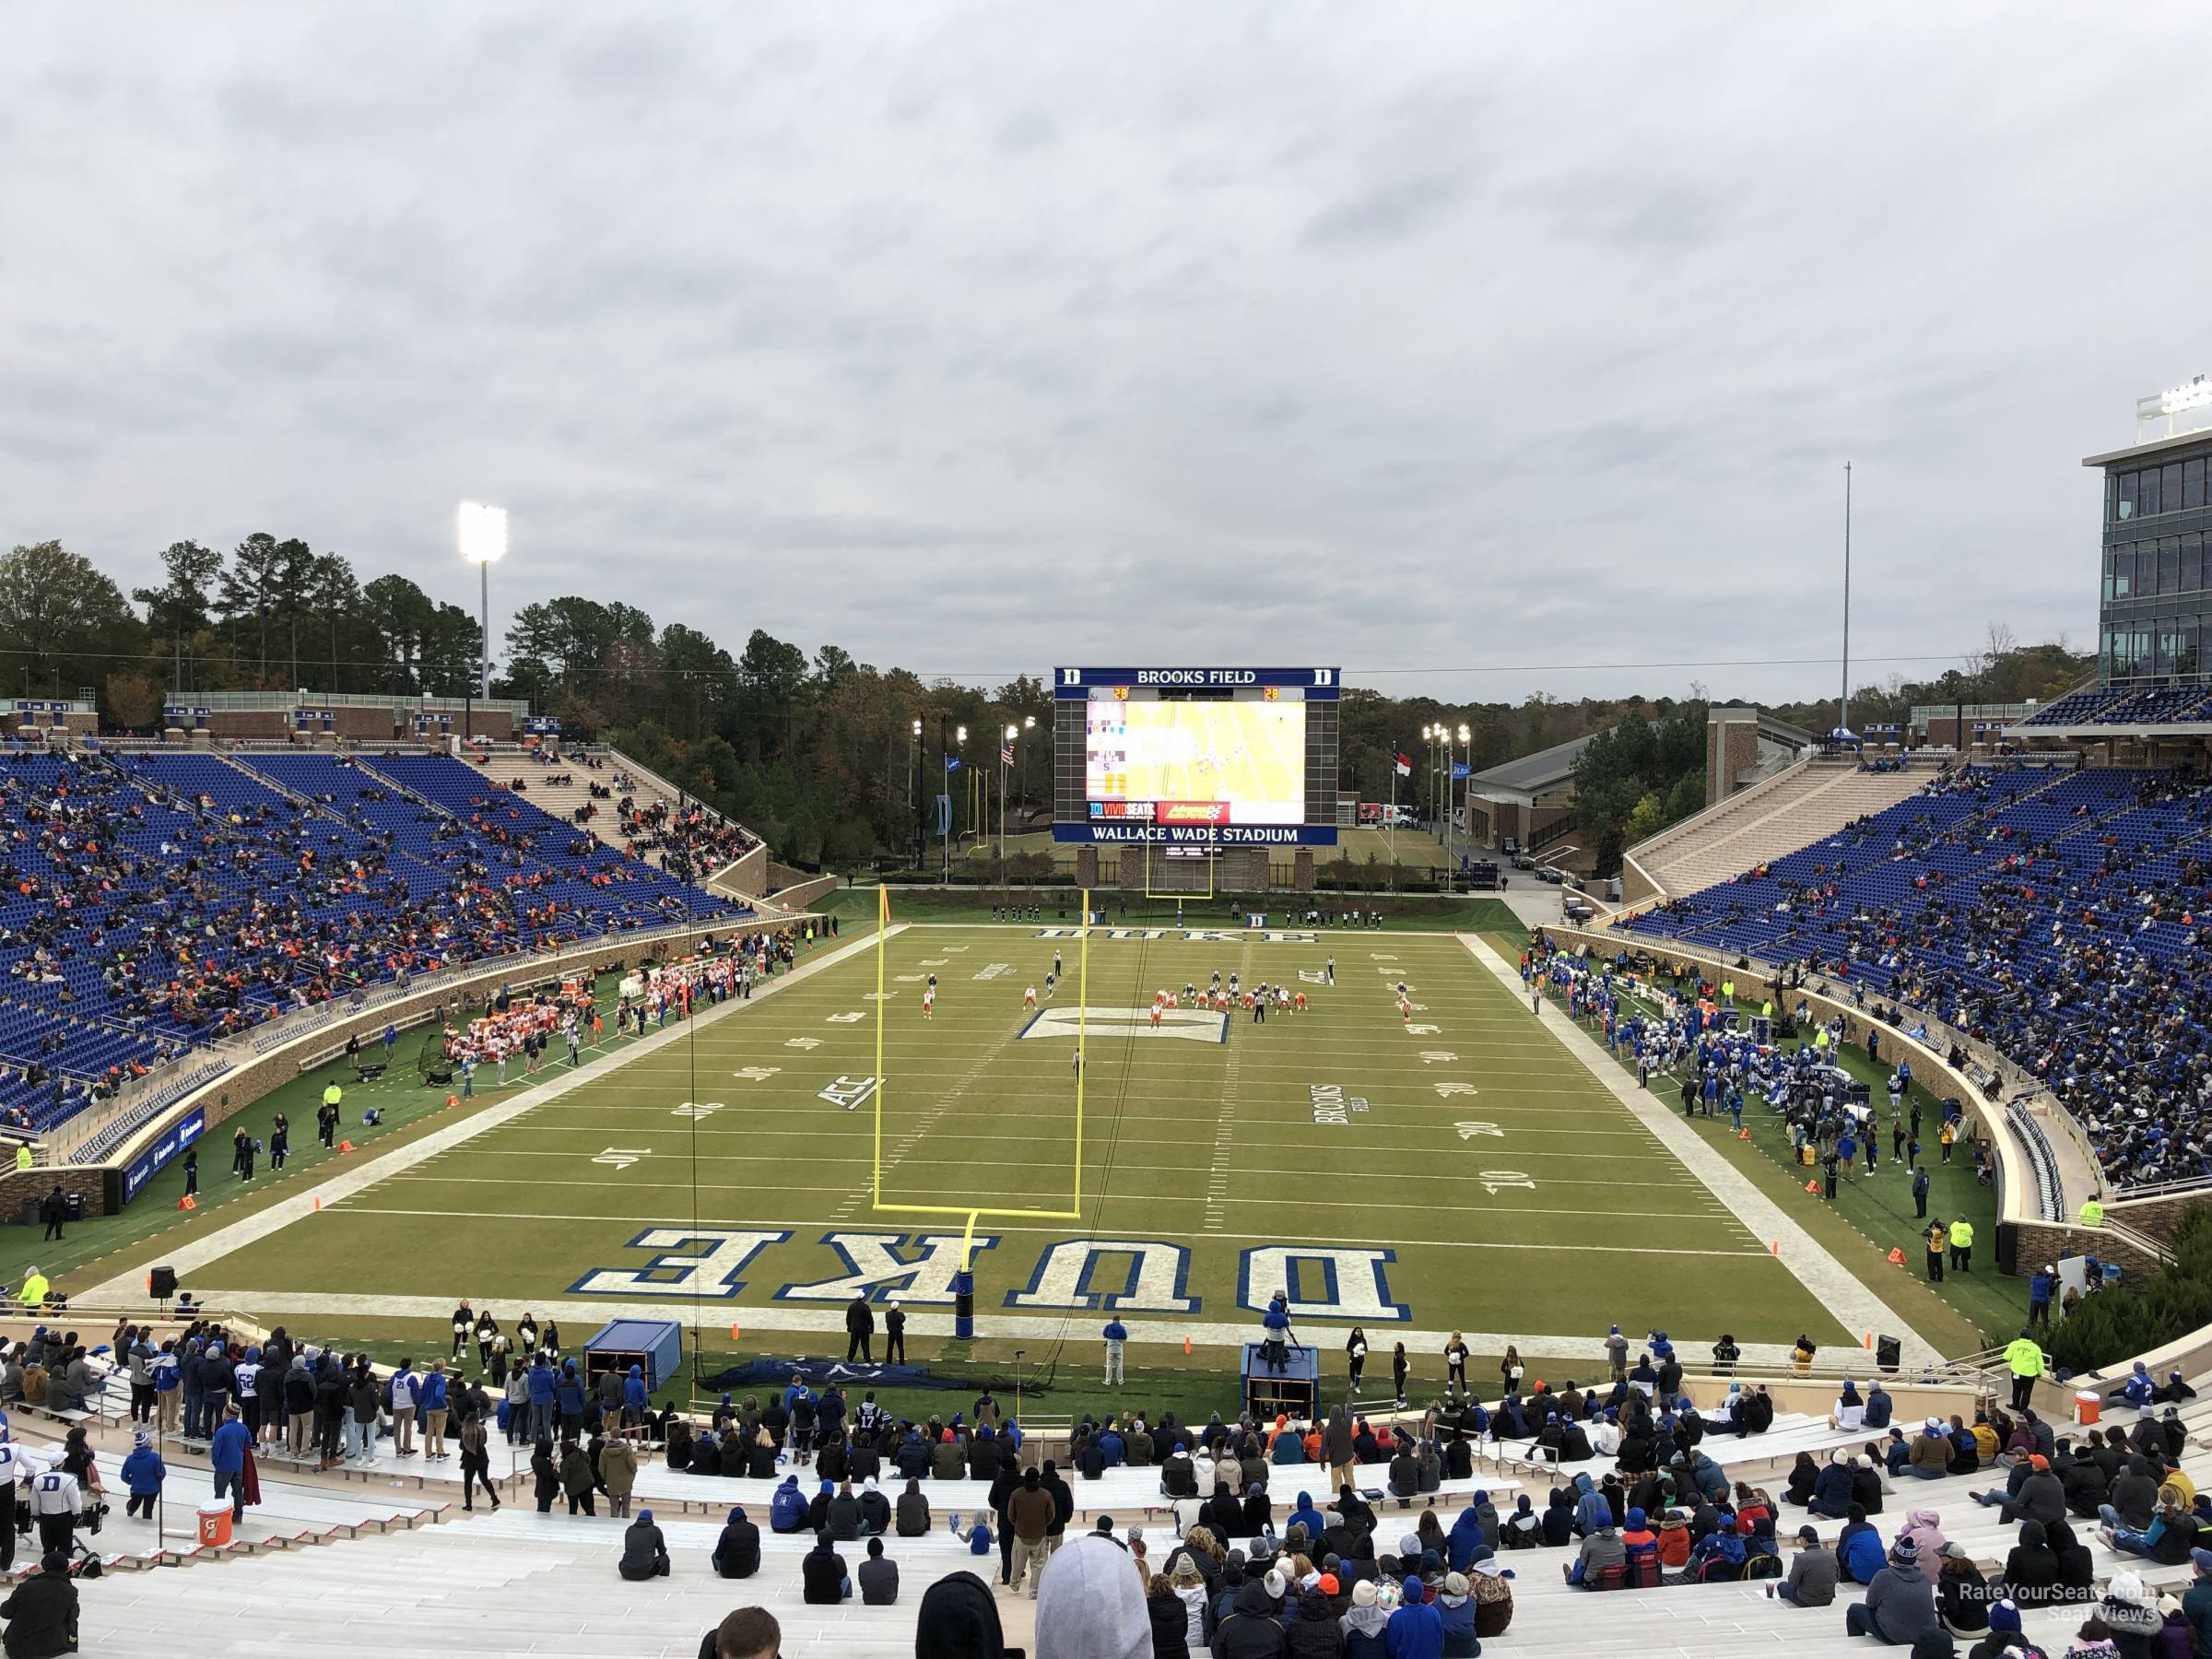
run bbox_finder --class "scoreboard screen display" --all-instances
[1085,700,1305,827]
[1052,667,1339,845]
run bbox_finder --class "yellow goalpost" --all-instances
[869,885,1088,1271]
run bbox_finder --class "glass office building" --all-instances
[2086,382,2212,683]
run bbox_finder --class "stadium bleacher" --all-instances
[0,747,754,1144]
[1622,762,2212,1193]
[2018,682,2212,726]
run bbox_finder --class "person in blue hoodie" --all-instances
[209,1404,251,1521]
[1288,1491,1327,1544]
[1807,1453,1855,1519]
[1834,1503,1886,1584]
[120,1430,164,1521]
[1862,1382,1893,1431]
[1096,1420,1125,1467]
[770,1474,807,1534]
[1384,1573,1445,1658]
[1446,1505,1489,1573]
[526,1356,557,1445]
[555,1359,586,1441]
[1434,1571,1477,1657]
[622,1364,649,1434]
[1570,1474,1611,1539]
[1670,1522,1747,1584]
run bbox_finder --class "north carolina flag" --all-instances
[1394,744,1412,778]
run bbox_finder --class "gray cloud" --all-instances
[1,2,2207,707]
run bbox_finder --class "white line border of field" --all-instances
[76,926,906,1305]
[1456,932,1941,1369]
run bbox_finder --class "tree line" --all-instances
[0,538,2091,869]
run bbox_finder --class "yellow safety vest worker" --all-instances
[2079,1199,2104,1229]
[2005,1336,2044,1379]
[1723,980,1735,1003]
[13,1144,30,1173]
[19,1272,47,1310]
[1948,1219,1973,1250]
[1813,1030,1830,1051]
[324,1083,342,1108]
[1762,1000,1773,1020]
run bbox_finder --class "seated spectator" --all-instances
[1904,1418,1953,1481]
[1932,1543,1989,1640]
[801,1534,849,1604]
[856,1536,898,1605]
[1562,1518,1625,1588]
[1808,1451,1856,1518]
[1342,1579,1390,1653]
[618,1509,669,1580]
[1975,1455,2065,1526]
[1836,1504,1886,1586]
[1863,1382,1893,1431]
[1998,1521,2058,1607]
[1830,1380,1865,1433]
[1845,1535,1936,1646]
[914,1571,1008,1659]
[1768,1524,1836,1606]
[769,1474,806,1534]
[0,1553,79,1659]
[712,1505,759,1579]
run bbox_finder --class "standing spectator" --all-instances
[530,1440,559,1514]
[2006,1334,2047,1412]
[458,1412,499,1512]
[1103,1318,1127,1386]
[37,1187,65,1243]
[421,1360,451,1461]
[844,1295,875,1362]
[559,1440,596,1515]
[346,1362,379,1464]
[120,1430,165,1521]
[1007,1468,1056,1597]
[25,1464,78,1560]
[0,1552,77,1659]
[602,1431,638,1519]
[858,1536,899,1604]
[618,1508,669,1580]
[210,1403,251,1522]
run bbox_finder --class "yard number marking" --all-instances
[672,1101,724,1120]
[733,1065,782,1081]
[785,1037,822,1050]
[1478,1169,1535,1194]
[827,1012,866,1023]
[1454,1121,1503,1139]
[1434,1082,1478,1098]
[593,1147,650,1170]
[1418,1050,1457,1064]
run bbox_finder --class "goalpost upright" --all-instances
[870,886,1089,1276]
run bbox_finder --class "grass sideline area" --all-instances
[1503,931,2025,1356]
[93,920,1857,1395]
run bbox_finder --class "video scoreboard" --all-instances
[1052,666,1340,845]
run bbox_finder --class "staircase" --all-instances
[1628,759,1935,900]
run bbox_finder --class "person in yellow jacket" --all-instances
[2079,1197,2104,1229]
[1947,1218,1973,1274]
[1924,1220,1947,1283]
[2003,1330,2045,1410]
[18,1267,47,1311]
[12,1143,29,1174]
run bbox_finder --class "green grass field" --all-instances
[150,919,1855,1384]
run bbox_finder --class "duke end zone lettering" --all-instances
[572,1231,1408,1322]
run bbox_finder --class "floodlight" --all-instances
[1458,724,1471,743]
[458,502,508,564]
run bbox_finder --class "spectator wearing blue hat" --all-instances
[120,1430,164,1521]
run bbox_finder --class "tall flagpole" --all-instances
[1388,742,1398,874]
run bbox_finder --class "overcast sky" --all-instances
[6,3,2209,707]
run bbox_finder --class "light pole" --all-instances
[1455,723,1471,864]
[945,724,967,879]
[910,718,923,868]
[1000,724,1019,865]
[457,503,507,740]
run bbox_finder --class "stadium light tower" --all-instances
[1000,723,1020,865]
[457,502,507,706]
[1456,723,1472,860]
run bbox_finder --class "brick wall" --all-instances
[2105,1193,2203,1249]
[0,1164,107,1224]
[206,712,289,740]
[1292,850,1315,892]
[1074,846,1099,888]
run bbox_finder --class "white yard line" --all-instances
[1457,933,1943,1367]
[76,927,905,1305]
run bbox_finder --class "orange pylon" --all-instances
[1182,1335,1193,1356]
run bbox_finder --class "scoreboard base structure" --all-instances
[1241,1340,1321,1420]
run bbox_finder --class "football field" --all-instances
[175,921,1855,1366]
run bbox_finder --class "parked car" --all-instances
[1511,852,1537,871]
[1535,865,1564,884]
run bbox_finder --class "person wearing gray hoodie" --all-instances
[1035,1532,1155,1659]
[1844,1535,1937,1645]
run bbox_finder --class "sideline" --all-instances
[173,1289,1828,1371]
[1458,932,1944,1369]
[76,926,902,1305]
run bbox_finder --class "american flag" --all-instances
[1002,741,1015,768]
